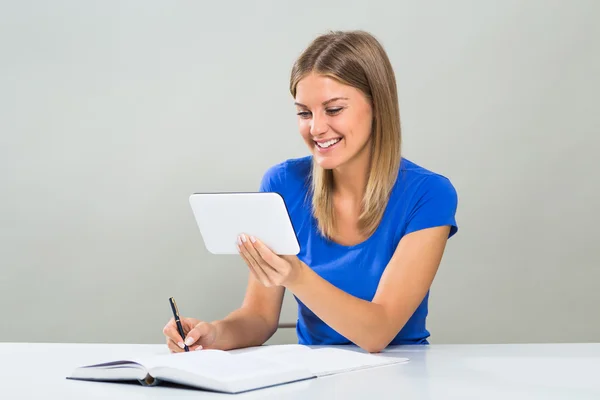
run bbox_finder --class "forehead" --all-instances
[295,73,357,104]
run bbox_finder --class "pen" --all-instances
[169,297,189,352]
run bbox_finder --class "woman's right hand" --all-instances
[163,317,218,352]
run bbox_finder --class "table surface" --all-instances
[1,342,599,399]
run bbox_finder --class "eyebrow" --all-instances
[294,97,349,108]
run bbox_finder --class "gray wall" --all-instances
[1,0,598,345]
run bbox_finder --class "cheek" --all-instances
[352,113,372,143]
[331,115,361,141]
[298,120,312,141]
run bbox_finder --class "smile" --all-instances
[315,138,342,149]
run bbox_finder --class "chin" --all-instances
[313,154,342,170]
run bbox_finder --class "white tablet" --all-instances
[189,192,300,255]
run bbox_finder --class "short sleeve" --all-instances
[259,169,272,192]
[404,175,458,238]
[258,163,286,193]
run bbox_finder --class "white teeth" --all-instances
[316,138,341,148]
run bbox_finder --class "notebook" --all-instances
[68,344,409,393]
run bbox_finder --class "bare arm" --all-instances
[209,275,285,350]
[236,224,451,352]
[284,226,451,352]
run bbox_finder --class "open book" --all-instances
[68,344,409,393]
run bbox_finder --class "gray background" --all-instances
[1,0,598,345]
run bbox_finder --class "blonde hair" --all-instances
[289,30,401,240]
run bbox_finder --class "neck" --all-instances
[332,145,371,201]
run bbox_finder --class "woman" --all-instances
[164,30,458,353]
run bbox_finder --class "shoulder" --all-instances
[396,158,457,200]
[259,155,312,193]
[392,158,459,237]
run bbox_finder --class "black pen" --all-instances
[169,297,189,352]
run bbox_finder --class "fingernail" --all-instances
[177,342,185,349]
[184,337,194,346]
[250,236,256,243]
[195,345,203,351]
[237,236,242,245]
[241,234,247,243]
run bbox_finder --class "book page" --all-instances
[228,344,310,356]
[141,349,305,382]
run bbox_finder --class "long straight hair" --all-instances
[290,30,402,240]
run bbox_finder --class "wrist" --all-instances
[285,258,309,291]
[209,320,227,349]
[211,319,222,334]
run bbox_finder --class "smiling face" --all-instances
[294,73,373,170]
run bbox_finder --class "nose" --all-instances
[310,113,328,137]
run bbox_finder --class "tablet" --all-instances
[189,192,300,255]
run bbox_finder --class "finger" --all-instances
[238,243,261,282]
[238,236,272,286]
[251,237,279,270]
[163,318,185,348]
[184,322,211,348]
[167,338,184,353]
[244,236,281,281]
[241,234,277,273]
[250,237,281,284]
[242,246,272,286]
[240,234,261,263]
[168,336,202,352]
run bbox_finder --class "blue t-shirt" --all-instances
[259,155,458,345]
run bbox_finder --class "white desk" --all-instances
[1,342,599,399]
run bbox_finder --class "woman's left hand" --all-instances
[236,233,304,287]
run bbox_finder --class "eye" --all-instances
[296,111,311,119]
[326,107,343,115]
